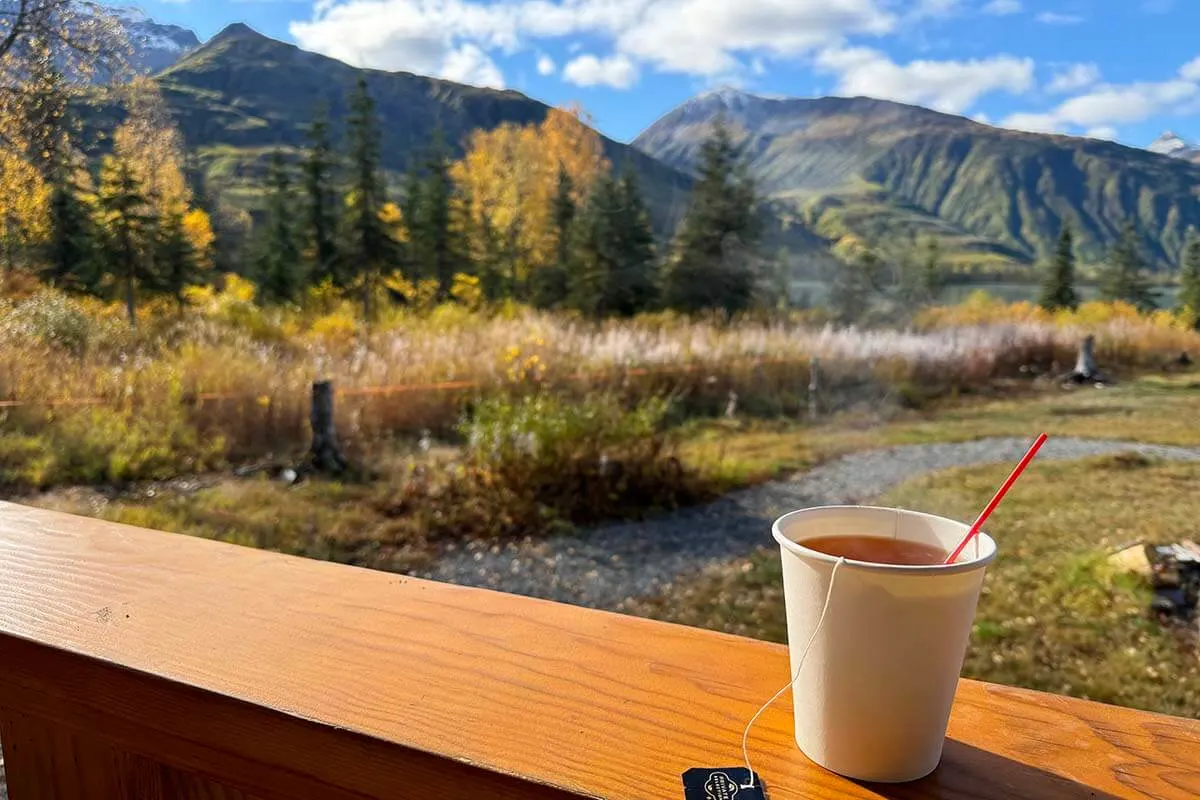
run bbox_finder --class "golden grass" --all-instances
[4,278,1200,472]
[677,374,1200,490]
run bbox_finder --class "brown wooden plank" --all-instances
[0,501,1197,799]
[0,710,262,800]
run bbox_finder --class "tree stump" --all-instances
[808,357,821,421]
[309,380,349,474]
[1063,335,1109,385]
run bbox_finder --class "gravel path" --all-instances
[414,437,1200,609]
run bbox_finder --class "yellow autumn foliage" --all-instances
[451,106,609,288]
[112,77,192,219]
[182,209,215,268]
[0,147,51,265]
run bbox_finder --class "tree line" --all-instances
[248,85,766,319]
[8,60,766,322]
[1038,221,1200,320]
[3,2,1199,328]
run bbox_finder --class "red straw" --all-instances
[944,433,1049,564]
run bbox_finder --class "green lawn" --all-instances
[625,452,1200,719]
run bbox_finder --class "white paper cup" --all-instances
[772,505,996,783]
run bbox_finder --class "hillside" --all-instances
[75,24,692,230]
[636,89,1200,271]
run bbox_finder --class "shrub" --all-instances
[0,405,226,489]
[370,392,713,544]
[0,291,98,355]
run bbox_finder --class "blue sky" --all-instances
[127,0,1200,147]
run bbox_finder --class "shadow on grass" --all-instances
[855,740,1121,799]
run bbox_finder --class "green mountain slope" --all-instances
[635,89,1200,272]
[75,24,693,230]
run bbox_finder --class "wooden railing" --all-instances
[0,501,1197,799]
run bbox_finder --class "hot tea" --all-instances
[800,535,948,566]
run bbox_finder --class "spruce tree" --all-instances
[408,130,463,298]
[610,165,658,314]
[1099,222,1156,311]
[345,77,393,317]
[920,237,945,303]
[255,151,305,304]
[567,174,619,316]
[829,249,888,324]
[154,208,200,308]
[304,106,342,286]
[568,169,658,316]
[44,168,98,291]
[532,163,575,308]
[1039,222,1080,311]
[663,120,760,314]
[1179,231,1200,328]
[96,156,151,325]
[897,236,945,308]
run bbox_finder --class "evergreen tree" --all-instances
[568,168,658,316]
[897,236,945,307]
[255,151,305,304]
[920,237,945,302]
[96,155,151,325]
[610,165,658,314]
[829,249,889,324]
[304,106,342,285]
[1179,231,1200,328]
[345,77,393,317]
[1039,222,1080,311]
[408,130,463,298]
[154,208,200,308]
[568,174,620,315]
[1099,222,1156,311]
[663,120,761,314]
[43,167,98,291]
[532,163,576,308]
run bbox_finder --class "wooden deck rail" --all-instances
[0,501,1198,800]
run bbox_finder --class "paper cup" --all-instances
[772,506,996,783]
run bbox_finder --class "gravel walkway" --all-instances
[414,437,1200,609]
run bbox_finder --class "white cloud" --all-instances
[617,0,895,75]
[536,54,555,75]
[441,43,505,87]
[1047,63,1100,94]
[1035,11,1083,24]
[1084,126,1118,140]
[1181,56,1200,82]
[815,46,1034,113]
[291,0,897,83]
[1004,75,1200,134]
[982,0,1021,14]
[563,52,639,88]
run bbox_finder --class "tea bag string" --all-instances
[740,556,845,790]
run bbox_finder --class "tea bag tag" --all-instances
[681,767,766,800]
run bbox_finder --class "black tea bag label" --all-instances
[682,767,766,800]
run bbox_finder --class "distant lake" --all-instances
[788,280,1181,308]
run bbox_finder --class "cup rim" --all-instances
[772,505,997,575]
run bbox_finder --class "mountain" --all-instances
[636,88,1200,271]
[112,9,200,76]
[75,24,691,230]
[1148,131,1200,164]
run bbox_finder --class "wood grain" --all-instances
[0,501,1197,799]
